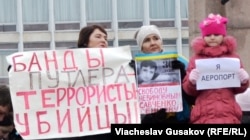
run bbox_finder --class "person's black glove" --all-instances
[171,60,186,80]
[221,0,229,5]
[7,65,11,72]
[129,60,136,72]
[141,109,167,123]
[171,60,185,70]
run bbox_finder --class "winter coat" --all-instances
[183,36,249,124]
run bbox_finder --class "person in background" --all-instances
[236,88,250,123]
[131,25,195,123]
[0,115,23,140]
[0,116,14,140]
[0,85,12,122]
[183,13,249,124]
[0,85,23,140]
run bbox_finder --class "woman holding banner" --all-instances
[66,24,110,140]
[131,25,195,123]
[7,24,110,140]
[77,24,108,48]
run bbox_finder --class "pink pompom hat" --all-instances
[199,13,228,37]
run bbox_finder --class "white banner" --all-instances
[6,46,140,139]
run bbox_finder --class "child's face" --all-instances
[204,34,224,47]
[139,66,156,83]
[141,34,163,53]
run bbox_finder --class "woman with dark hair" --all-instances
[77,24,107,48]
[67,24,110,140]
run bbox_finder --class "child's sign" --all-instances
[195,58,241,90]
[6,46,140,139]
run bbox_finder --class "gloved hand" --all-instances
[171,60,186,79]
[7,65,12,72]
[221,0,229,5]
[238,68,249,84]
[189,69,199,85]
[171,60,185,70]
[141,109,166,124]
[129,60,135,72]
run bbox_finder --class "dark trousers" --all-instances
[242,111,250,124]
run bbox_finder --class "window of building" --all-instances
[23,24,48,31]
[54,0,81,30]
[0,49,17,82]
[149,0,175,27]
[117,0,143,29]
[86,0,112,29]
[0,43,18,50]
[23,0,49,31]
[181,0,188,18]
[149,0,188,27]
[0,25,16,32]
[23,42,50,51]
[180,0,188,27]
[55,42,77,50]
[0,0,16,32]
[0,0,17,24]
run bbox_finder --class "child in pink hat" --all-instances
[182,13,249,124]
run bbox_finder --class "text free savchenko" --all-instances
[115,128,205,135]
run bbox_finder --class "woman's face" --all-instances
[139,66,156,83]
[88,29,108,48]
[204,34,223,47]
[141,34,163,53]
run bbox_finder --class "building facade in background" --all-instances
[0,0,189,84]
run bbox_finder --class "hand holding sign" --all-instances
[189,69,199,85]
[238,68,249,84]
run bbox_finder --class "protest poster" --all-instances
[135,52,183,114]
[195,58,241,90]
[6,46,140,139]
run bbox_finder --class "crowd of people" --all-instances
[2,13,250,140]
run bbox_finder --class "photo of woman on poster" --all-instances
[137,59,180,86]
[137,60,159,85]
